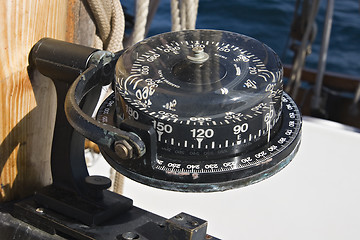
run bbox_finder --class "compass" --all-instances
[94,30,302,192]
[19,30,302,240]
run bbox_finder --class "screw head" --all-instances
[115,140,133,159]
[191,220,199,226]
[117,232,140,240]
[192,46,204,54]
[175,214,184,220]
[187,46,209,63]
[36,208,44,214]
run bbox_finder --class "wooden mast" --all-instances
[0,0,95,202]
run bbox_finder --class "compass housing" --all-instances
[97,30,302,192]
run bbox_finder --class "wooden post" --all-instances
[0,0,95,202]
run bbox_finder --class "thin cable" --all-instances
[286,0,320,98]
[312,0,334,110]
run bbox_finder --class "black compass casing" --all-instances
[97,30,301,192]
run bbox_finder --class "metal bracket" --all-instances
[0,38,217,239]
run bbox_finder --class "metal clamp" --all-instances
[64,51,146,159]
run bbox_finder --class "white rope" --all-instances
[86,0,125,51]
[180,0,187,30]
[106,0,125,51]
[171,0,181,31]
[131,0,150,45]
[86,0,199,194]
[185,0,198,30]
[171,0,199,31]
[86,0,126,194]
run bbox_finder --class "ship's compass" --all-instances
[67,30,302,192]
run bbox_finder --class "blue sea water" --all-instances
[126,0,360,77]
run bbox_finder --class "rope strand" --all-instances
[131,0,150,44]
[171,0,199,31]
[171,0,181,31]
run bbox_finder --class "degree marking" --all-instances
[266,121,271,142]
[124,74,141,90]
[129,77,139,84]
[196,138,204,148]
[157,131,163,141]
[234,64,241,76]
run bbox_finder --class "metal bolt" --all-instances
[36,208,44,214]
[175,214,184,220]
[158,223,165,228]
[192,46,204,54]
[191,220,199,226]
[114,140,133,159]
[117,232,140,240]
[187,46,209,63]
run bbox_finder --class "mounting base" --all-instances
[34,185,133,226]
[1,195,218,240]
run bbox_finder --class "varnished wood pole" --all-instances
[0,0,95,202]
